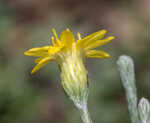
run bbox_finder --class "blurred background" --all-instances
[0,0,150,123]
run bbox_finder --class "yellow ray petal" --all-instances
[24,46,49,57]
[60,29,75,47]
[48,45,64,55]
[31,57,52,74]
[77,32,82,40]
[86,50,110,59]
[84,36,115,51]
[51,36,55,46]
[52,28,59,41]
[77,29,107,48]
[34,57,45,63]
[26,46,49,52]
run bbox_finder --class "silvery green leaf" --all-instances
[138,98,150,123]
[117,55,140,123]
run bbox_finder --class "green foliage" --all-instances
[117,55,150,123]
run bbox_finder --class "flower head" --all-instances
[24,28,114,74]
[24,28,114,104]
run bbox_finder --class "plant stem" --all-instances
[79,103,93,123]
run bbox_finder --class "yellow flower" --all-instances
[24,28,114,123]
[24,28,114,105]
[24,28,114,75]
